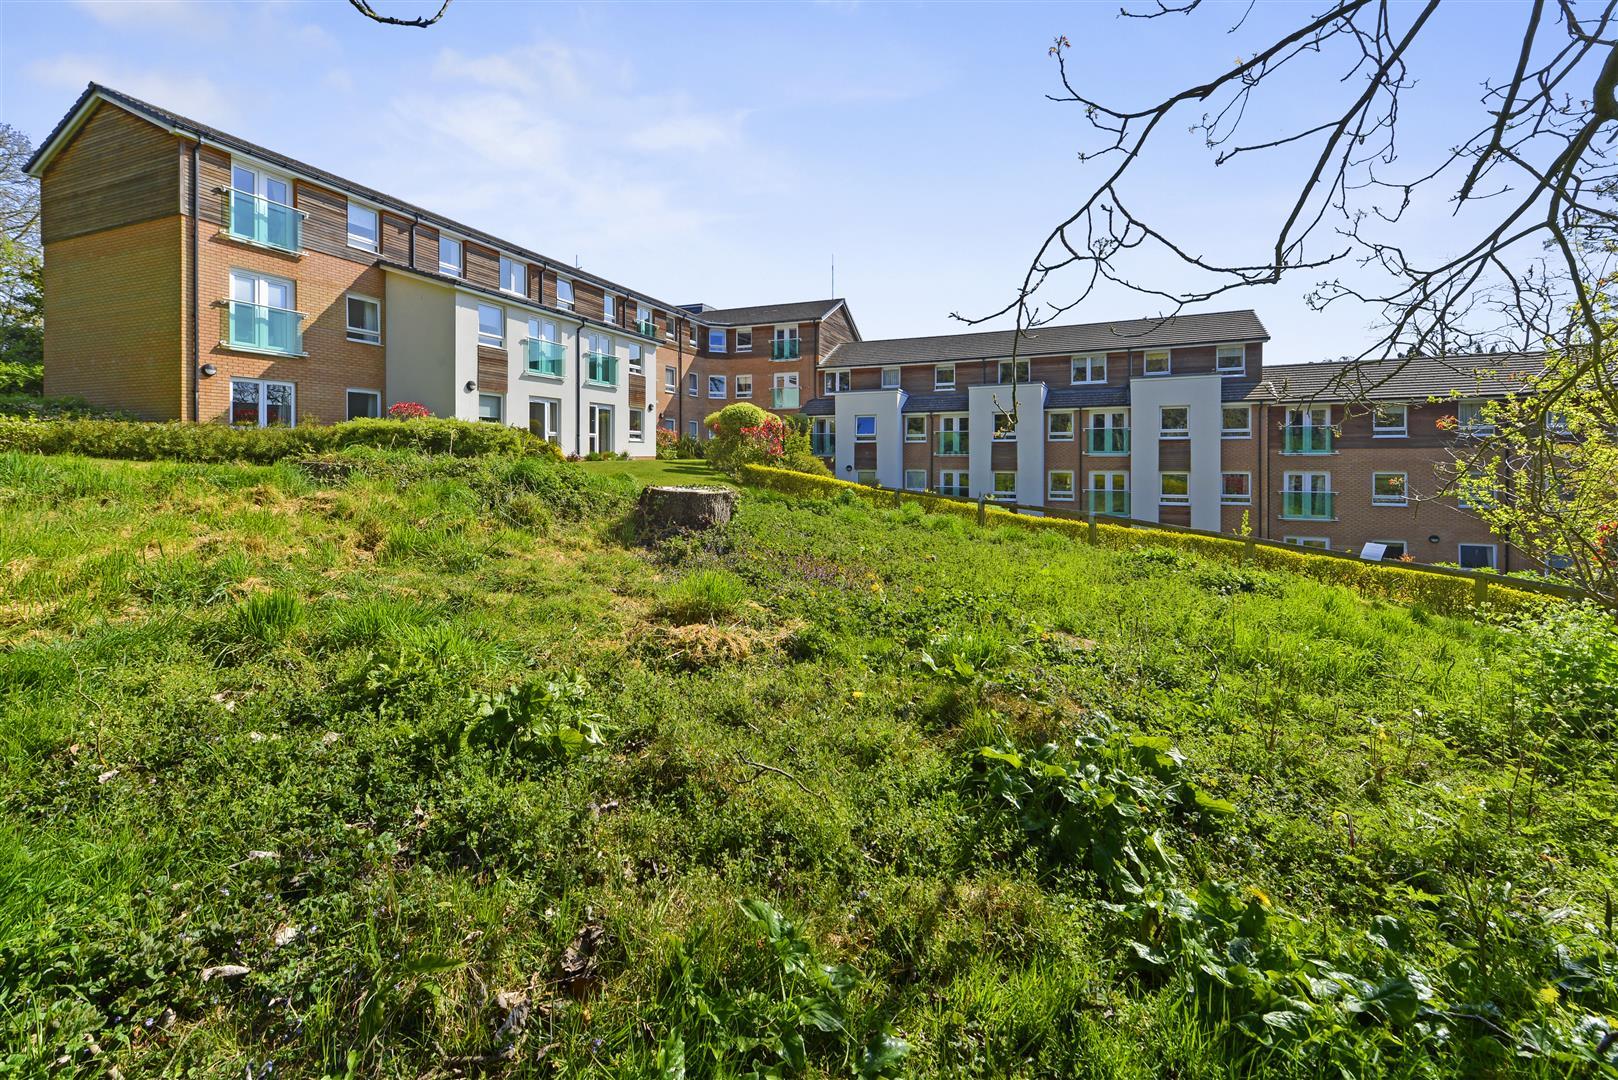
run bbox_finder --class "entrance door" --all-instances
[589,404,614,454]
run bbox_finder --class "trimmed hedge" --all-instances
[0,417,562,465]
[739,464,1556,617]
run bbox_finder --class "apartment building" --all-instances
[26,83,853,458]
[803,311,1540,571]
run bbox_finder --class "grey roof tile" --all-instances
[1259,353,1547,402]
[697,300,847,327]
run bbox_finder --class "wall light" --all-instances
[464,380,477,393]
[199,363,217,377]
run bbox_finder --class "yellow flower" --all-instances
[1538,986,1560,1005]
[1246,886,1272,908]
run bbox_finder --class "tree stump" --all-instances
[635,485,738,542]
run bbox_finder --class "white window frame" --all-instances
[937,470,968,497]
[1221,405,1251,439]
[1159,471,1190,506]
[1458,543,1498,570]
[529,397,562,444]
[1372,403,1409,438]
[438,234,462,277]
[498,257,526,296]
[992,412,1017,442]
[707,375,727,399]
[904,469,927,492]
[345,388,381,420]
[1457,401,1494,435]
[1071,354,1106,384]
[854,415,877,443]
[688,419,699,439]
[345,293,381,345]
[856,469,878,486]
[477,393,504,424]
[708,329,727,354]
[1048,470,1075,501]
[905,415,927,443]
[1215,345,1245,375]
[229,378,296,428]
[825,371,851,394]
[991,471,1018,503]
[346,201,379,252]
[1220,471,1251,505]
[934,364,955,390]
[997,358,1030,384]
[628,408,644,442]
[627,343,643,375]
[477,303,504,348]
[735,373,753,399]
[1370,539,1408,560]
[1143,350,1171,376]
[1160,406,1190,439]
[556,278,575,310]
[1286,536,1331,550]
[664,366,677,393]
[881,367,901,389]
[1372,471,1408,506]
[736,329,753,353]
[1047,411,1075,441]
[603,293,616,322]
[687,372,699,398]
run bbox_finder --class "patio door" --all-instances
[588,404,614,454]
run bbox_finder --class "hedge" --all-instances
[739,464,1557,618]
[0,417,562,465]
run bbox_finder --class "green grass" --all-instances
[1,448,1615,1078]
[579,456,731,487]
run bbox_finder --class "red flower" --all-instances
[1435,414,1458,431]
[387,401,431,420]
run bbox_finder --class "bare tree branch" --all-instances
[346,0,453,28]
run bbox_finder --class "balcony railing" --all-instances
[225,300,304,355]
[1280,491,1336,519]
[1282,425,1333,454]
[227,189,303,254]
[810,434,835,457]
[585,351,618,387]
[1086,427,1130,455]
[636,319,657,338]
[772,338,801,360]
[936,432,969,455]
[1087,490,1131,517]
[936,481,968,498]
[524,338,566,377]
[772,386,801,409]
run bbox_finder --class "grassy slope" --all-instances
[0,450,1613,1078]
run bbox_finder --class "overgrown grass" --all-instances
[2,449,1615,1077]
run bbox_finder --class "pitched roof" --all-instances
[819,310,1267,368]
[695,299,850,327]
[1257,353,1547,402]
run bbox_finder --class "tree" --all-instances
[0,124,41,386]
[346,0,453,27]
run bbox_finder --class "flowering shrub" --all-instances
[702,404,826,477]
[388,402,432,420]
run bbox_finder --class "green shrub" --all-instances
[1506,602,1618,736]
[230,588,304,649]
[0,360,42,396]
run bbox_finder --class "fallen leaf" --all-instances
[200,964,250,982]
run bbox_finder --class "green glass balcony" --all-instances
[636,319,656,338]
[1282,425,1333,454]
[227,189,303,253]
[937,432,969,455]
[1280,491,1336,519]
[771,387,801,409]
[226,301,303,355]
[1087,490,1131,517]
[772,338,801,360]
[525,338,566,377]
[810,434,835,457]
[585,352,618,387]
[1086,427,1130,455]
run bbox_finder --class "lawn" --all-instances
[577,456,729,487]
[1,446,1615,1078]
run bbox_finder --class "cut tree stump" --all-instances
[635,485,738,541]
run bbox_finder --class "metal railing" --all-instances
[1087,489,1132,516]
[636,319,657,338]
[1279,490,1336,519]
[936,432,969,455]
[1282,425,1333,454]
[584,351,618,387]
[810,434,835,457]
[524,338,566,377]
[772,339,801,360]
[227,189,303,254]
[772,386,801,409]
[225,301,304,354]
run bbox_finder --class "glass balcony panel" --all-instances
[937,432,969,455]
[771,387,800,409]
[1282,425,1333,454]
[525,338,566,377]
[228,190,302,253]
[1086,490,1131,517]
[585,352,618,386]
[772,339,801,360]
[227,301,303,355]
[1280,491,1336,519]
[1086,427,1130,454]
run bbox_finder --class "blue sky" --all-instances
[1,0,1544,359]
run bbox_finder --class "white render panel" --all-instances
[833,389,906,487]
[968,382,1047,504]
[381,273,457,417]
[1128,373,1223,530]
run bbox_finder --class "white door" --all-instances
[589,405,614,454]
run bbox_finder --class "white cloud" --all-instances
[24,54,236,125]
[74,0,197,26]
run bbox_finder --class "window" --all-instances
[937,470,968,497]
[1371,540,1407,560]
[735,374,753,399]
[904,469,927,492]
[905,415,927,443]
[855,415,877,442]
[1457,401,1493,434]
[664,366,676,392]
[1048,411,1074,441]
[477,394,503,423]
[688,324,698,347]
[498,257,525,295]
[937,415,969,454]
[881,367,901,389]
[1372,472,1408,506]
[997,358,1030,383]
[603,294,616,322]
[825,371,851,394]
[556,279,575,310]
[1160,406,1189,438]
[1286,537,1330,550]
[1547,410,1572,434]
[227,164,296,251]
[1160,471,1190,506]
[708,329,727,353]
[1215,345,1245,374]
[1143,350,1171,376]
[1221,405,1251,438]
[1372,403,1408,437]
[662,416,676,432]
[628,409,644,442]
[1459,543,1498,570]
[688,419,699,439]
[665,314,675,339]
[1048,470,1075,501]
[438,235,461,276]
[935,364,955,389]
[856,470,878,486]
[623,343,642,375]
[345,295,381,345]
[1456,469,1488,509]
[707,375,727,399]
[992,412,1017,442]
[226,269,298,354]
[1072,355,1106,384]
[772,327,800,359]
[736,329,752,353]
[1220,472,1250,505]
[529,398,561,444]
[992,472,1017,502]
[346,389,380,420]
[687,372,699,397]
[346,202,378,251]
[230,378,295,427]
[477,303,503,348]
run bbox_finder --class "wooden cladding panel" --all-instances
[194,145,232,230]
[43,102,183,244]
[477,346,508,393]
[1159,440,1192,469]
[628,374,647,408]
[412,224,439,273]
[572,280,605,322]
[380,212,412,264]
[295,182,356,260]
[464,243,499,290]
